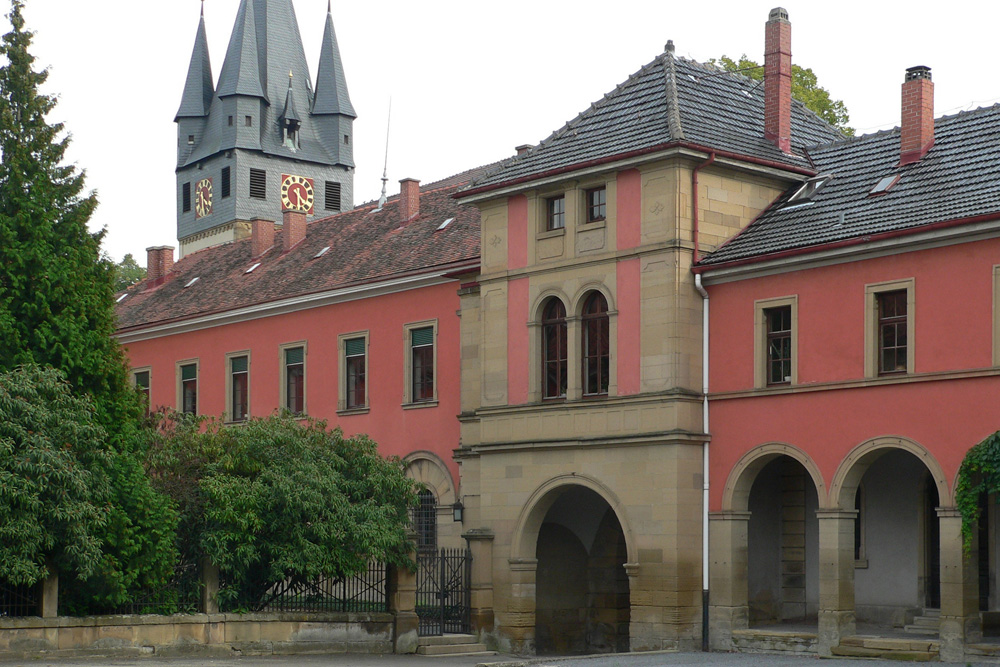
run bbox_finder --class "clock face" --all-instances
[280,174,315,214]
[195,178,213,219]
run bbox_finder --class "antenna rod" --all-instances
[377,98,392,210]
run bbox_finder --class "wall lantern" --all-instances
[452,501,464,523]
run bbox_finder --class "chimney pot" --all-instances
[399,178,421,224]
[282,210,307,252]
[251,218,276,258]
[764,7,793,154]
[900,65,934,166]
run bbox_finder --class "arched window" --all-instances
[542,299,568,399]
[582,292,610,396]
[414,489,438,553]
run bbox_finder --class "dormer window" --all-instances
[283,119,301,150]
[786,174,834,206]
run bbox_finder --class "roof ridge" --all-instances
[662,45,685,141]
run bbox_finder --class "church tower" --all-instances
[175,0,356,257]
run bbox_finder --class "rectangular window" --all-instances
[221,166,231,199]
[182,182,191,213]
[344,134,350,145]
[245,115,253,127]
[546,195,565,231]
[178,362,198,415]
[132,368,151,417]
[877,290,908,375]
[586,186,607,222]
[282,345,305,416]
[345,337,366,410]
[325,181,342,211]
[411,327,434,402]
[864,279,914,378]
[228,354,249,422]
[754,296,798,389]
[765,305,792,385]
[249,168,267,200]
[228,115,234,127]
[187,135,195,145]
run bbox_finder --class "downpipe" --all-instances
[695,272,710,652]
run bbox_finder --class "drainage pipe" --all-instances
[695,263,711,652]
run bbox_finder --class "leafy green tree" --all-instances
[0,1,178,609]
[147,414,418,612]
[113,253,147,293]
[710,54,854,136]
[0,365,111,586]
[954,431,1000,550]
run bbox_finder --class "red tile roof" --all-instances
[116,171,484,332]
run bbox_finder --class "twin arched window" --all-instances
[541,291,609,399]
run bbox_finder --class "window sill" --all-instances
[402,400,439,410]
[223,419,249,426]
[536,228,565,240]
[579,219,606,230]
[337,407,370,416]
[854,559,869,569]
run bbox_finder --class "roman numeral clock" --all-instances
[281,174,315,214]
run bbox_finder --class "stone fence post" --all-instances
[39,560,58,618]
[201,558,220,614]
[389,536,419,654]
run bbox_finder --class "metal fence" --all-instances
[63,560,201,617]
[223,562,389,614]
[416,548,471,636]
[0,582,38,618]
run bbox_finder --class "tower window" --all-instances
[325,181,342,211]
[344,134,350,145]
[221,166,231,199]
[228,115,234,127]
[182,182,192,213]
[249,169,267,200]
[245,115,252,127]
[187,135,195,145]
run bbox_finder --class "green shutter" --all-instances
[285,346,304,366]
[181,364,197,381]
[345,337,365,357]
[411,327,433,347]
[231,356,248,373]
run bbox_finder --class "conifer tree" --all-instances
[0,1,177,606]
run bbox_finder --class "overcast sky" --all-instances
[12,0,1000,262]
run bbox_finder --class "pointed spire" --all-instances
[282,70,301,123]
[313,3,356,117]
[175,3,214,120]
[377,100,391,210]
[216,0,266,100]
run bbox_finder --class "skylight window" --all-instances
[313,246,331,259]
[245,262,261,274]
[786,174,834,206]
[869,174,901,196]
[437,218,455,231]
[116,293,128,303]
[184,277,200,288]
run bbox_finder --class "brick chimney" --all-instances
[515,144,532,156]
[399,178,420,224]
[282,209,307,252]
[764,7,792,154]
[900,66,934,166]
[251,218,275,258]
[145,246,174,282]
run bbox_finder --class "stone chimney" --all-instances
[145,246,175,282]
[764,7,792,154]
[400,178,420,224]
[251,218,275,258]
[282,209,307,252]
[900,66,934,166]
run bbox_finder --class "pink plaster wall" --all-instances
[508,195,528,271]
[122,281,464,487]
[507,276,530,405]
[706,237,1000,509]
[616,169,642,250]
[616,258,641,395]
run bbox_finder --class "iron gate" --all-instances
[416,547,471,636]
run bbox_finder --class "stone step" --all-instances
[416,643,491,656]
[840,636,939,652]
[417,633,480,646]
[832,645,936,661]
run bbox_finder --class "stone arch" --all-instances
[403,450,456,507]
[570,282,617,318]
[723,442,827,511]
[830,435,950,509]
[530,289,572,323]
[511,473,637,565]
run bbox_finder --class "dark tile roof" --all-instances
[699,104,1000,266]
[463,52,842,192]
[116,170,484,332]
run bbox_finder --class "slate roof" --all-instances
[463,50,843,193]
[175,10,214,120]
[116,169,488,332]
[312,4,356,118]
[699,103,1000,266]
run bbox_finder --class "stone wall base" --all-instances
[0,612,395,659]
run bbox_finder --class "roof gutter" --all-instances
[456,141,815,202]
[694,210,1000,279]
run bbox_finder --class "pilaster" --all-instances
[464,529,495,634]
[816,510,856,656]
[708,511,751,650]
[937,507,981,662]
